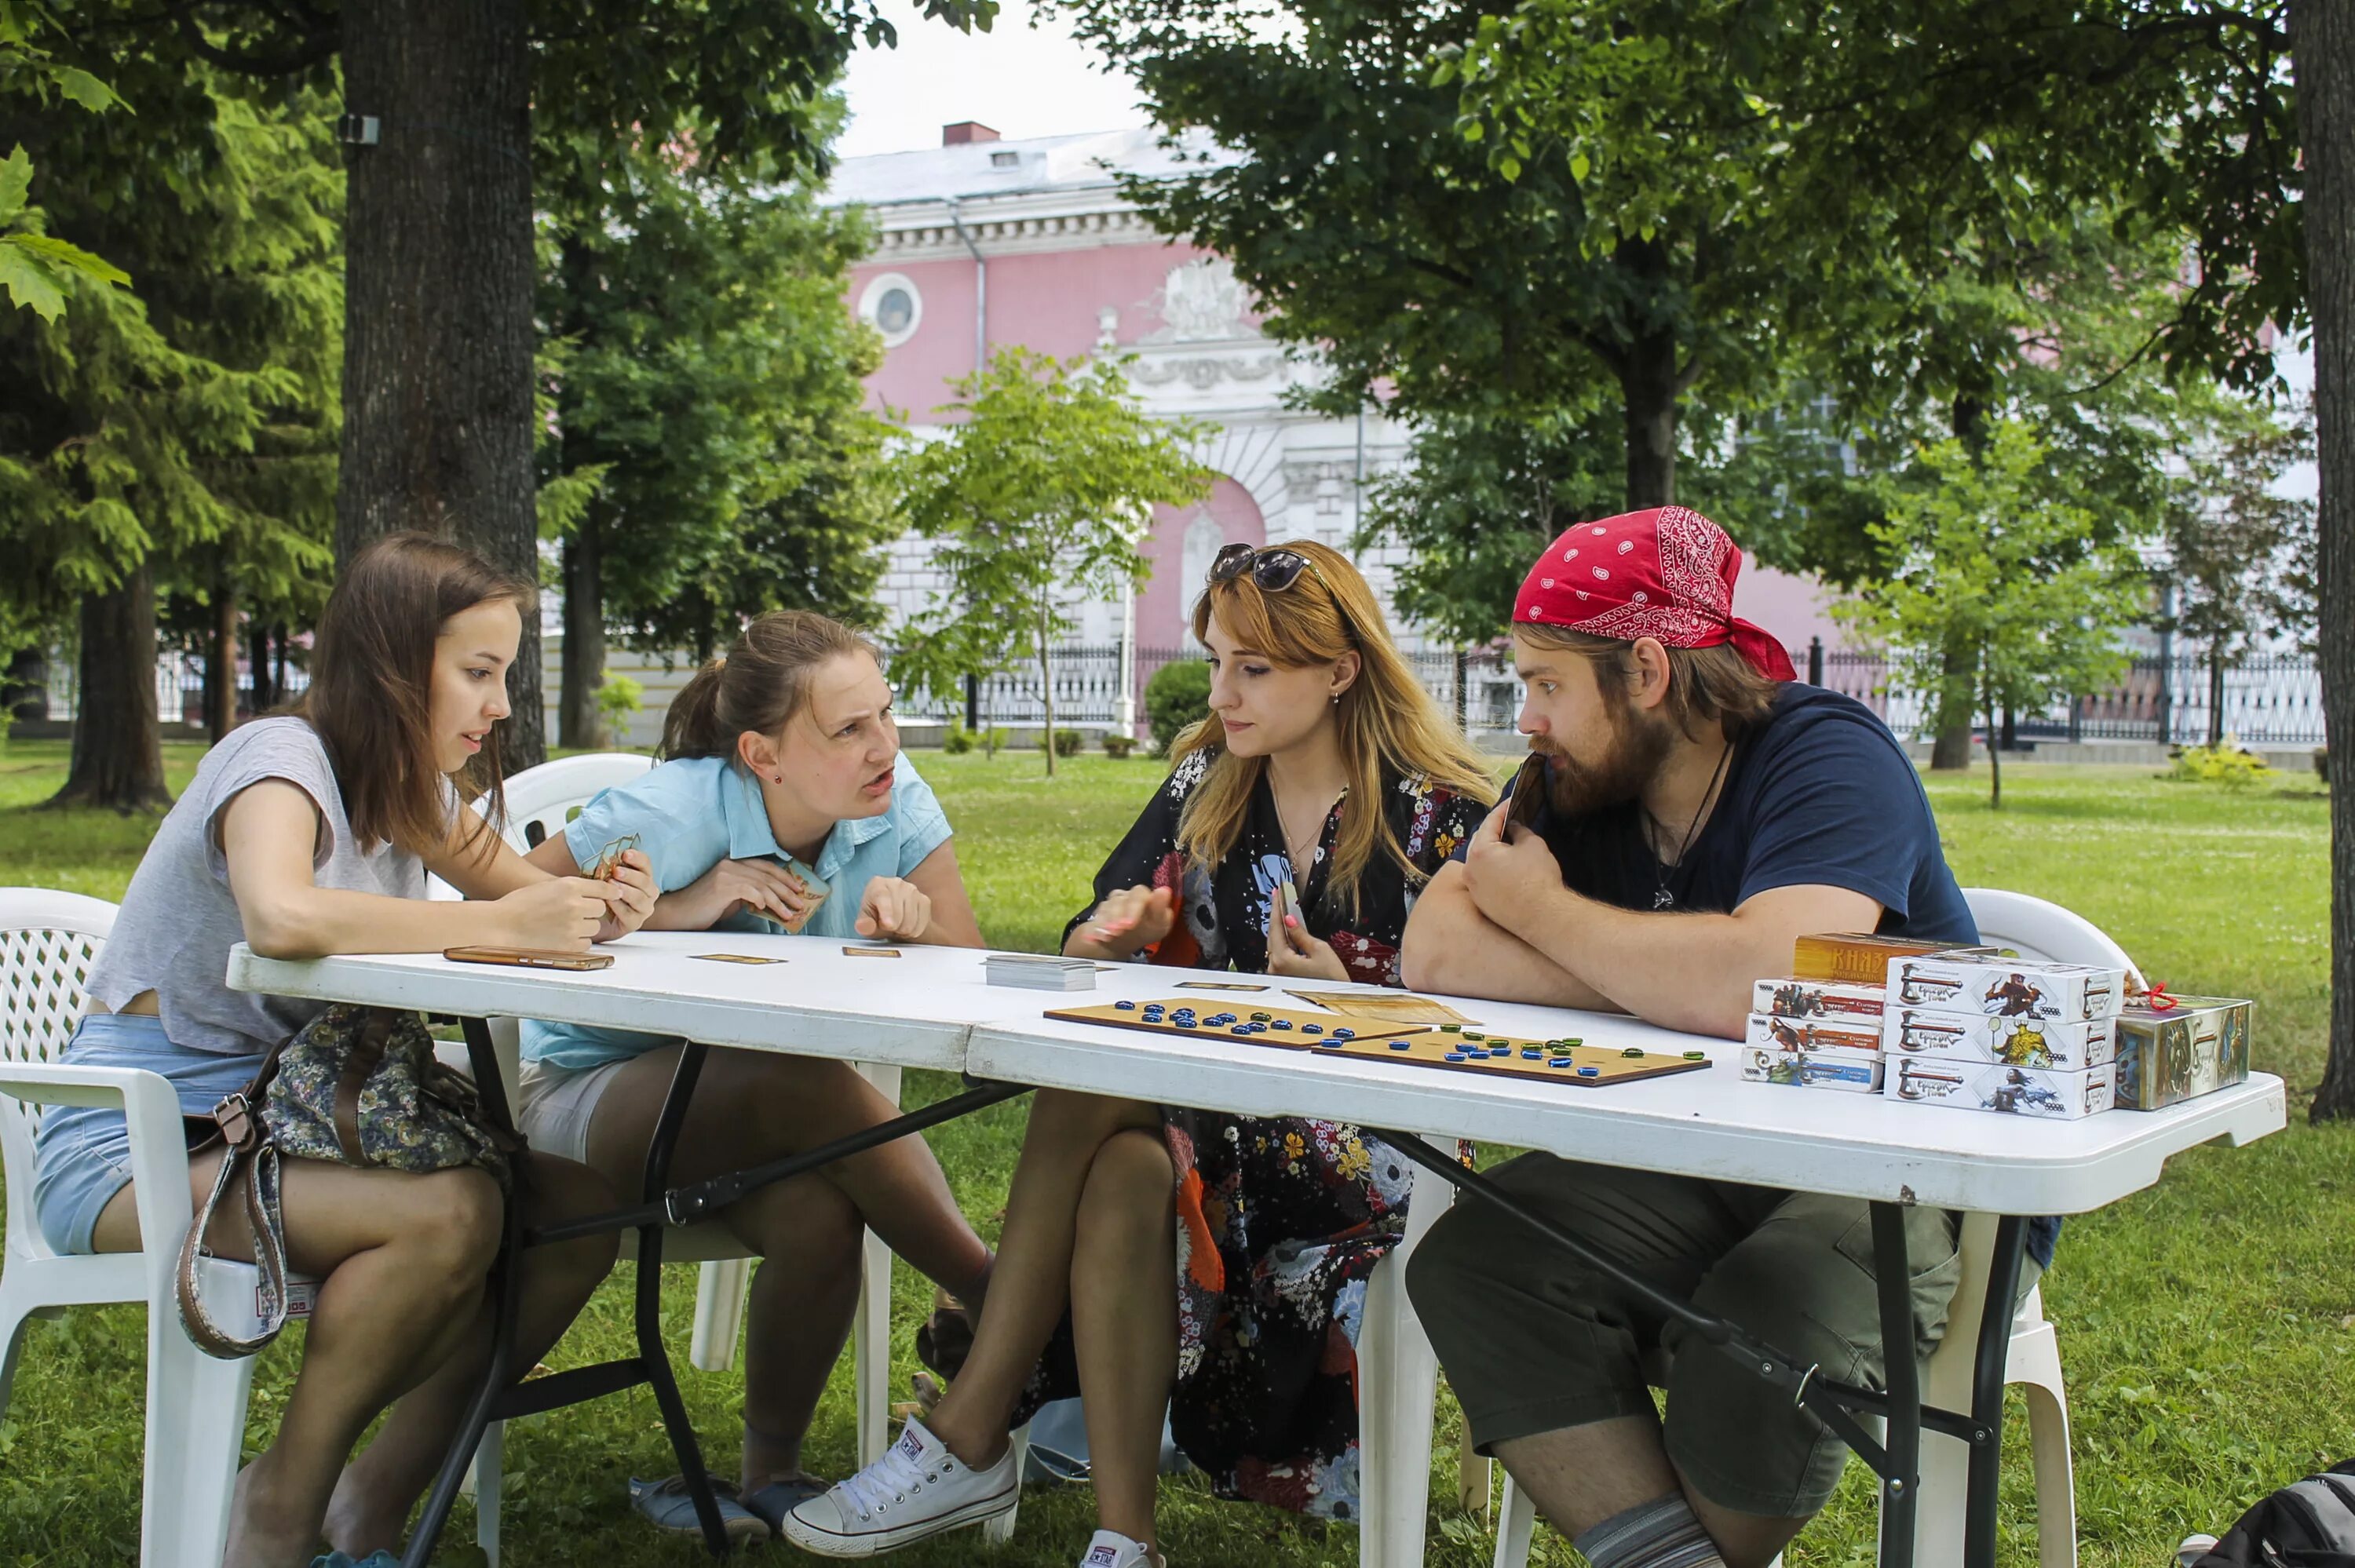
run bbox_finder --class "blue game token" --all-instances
[1521,1046,1543,1059]
[1334,1028,1356,1040]
[1319,1037,1345,1048]
[1577,1066,1600,1078]
[1176,1019,1196,1029]
[1274,1020,1293,1030]
[1444,1052,1467,1063]
[1115,1000,1137,1011]
[1550,1056,1574,1068]
[1232,1025,1251,1035]
[1388,1039,1411,1051]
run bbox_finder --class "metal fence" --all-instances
[1795,641,2324,747]
[31,650,310,727]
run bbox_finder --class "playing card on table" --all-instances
[986,955,1098,991]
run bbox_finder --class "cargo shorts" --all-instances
[1406,1150,2006,1519]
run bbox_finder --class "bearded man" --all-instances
[1400,506,2012,1568]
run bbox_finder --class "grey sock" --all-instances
[1570,1493,1726,1568]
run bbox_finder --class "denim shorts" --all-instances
[31,1013,265,1256]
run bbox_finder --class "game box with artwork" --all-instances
[1739,1044,1883,1093]
[2112,994,2253,1110]
[1790,932,1999,986]
[1744,1012,1882,1056]
[1751,977,1887,1023]
[1885,1056,2117,1119]
[1886,956,2126,1023]
[1882,1008,2118,1070]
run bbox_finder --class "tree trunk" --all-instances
[1620,329,1678,509]
[560,517,606,749]
[1984,674,2003,811]
[1928,630,1977,770]
[2299,0,2355,1121]
[2207,650,2227,746]
[1038,600,1057,778]
[49,567,172,811]
[251,620,275,713]
[209,584,237,742]
[338,0,544,769]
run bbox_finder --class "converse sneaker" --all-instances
[1079,1528,1167,1568]
[780,1417,1017,1557]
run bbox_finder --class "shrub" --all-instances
[1050,728,1083,757]
[2168,741,2276,790]
[942,721,975,755]
[1145,660,1212,755]
[1101,733,1136,759]
[595,672,644,746]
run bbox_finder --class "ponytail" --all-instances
[657,613,878,766]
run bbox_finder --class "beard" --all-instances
[1532,698,1675,819]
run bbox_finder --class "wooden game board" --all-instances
[1044,1002,1714,1088]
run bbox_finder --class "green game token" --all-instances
[1567,1037,1584,1048]
[1250,1011,1272,1022]
[1622,1047,1645,1058]
[1462,1031,1484,1041]
[1682,1049,1707,1060]
[1441,1024,1461,1034]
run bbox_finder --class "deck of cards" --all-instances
[986,954,1098,992]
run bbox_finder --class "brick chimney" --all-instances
[943,122,1001,145]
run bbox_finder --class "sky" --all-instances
[836,2,1150,159]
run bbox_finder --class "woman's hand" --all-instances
[856,877,933,942]
[1066,884,1176,960]
[495,876,613,952]
[660,857,815,932]
[592,849,658,943]
[1265,892,1349,981]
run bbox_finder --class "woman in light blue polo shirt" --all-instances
[516,610,995,1543]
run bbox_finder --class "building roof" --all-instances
[824,125,1236,210]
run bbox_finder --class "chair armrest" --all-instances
[0,1063,199,1268]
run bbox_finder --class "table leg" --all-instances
[637,1040,733,1556]
[402,1017,528,1568]
[1964,1216,2028,1568]
[1871,1202,1920,1568]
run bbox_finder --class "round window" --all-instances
[859,272,923,348]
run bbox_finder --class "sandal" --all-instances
[914,1286,977,1380]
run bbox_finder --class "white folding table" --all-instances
[967,990,2286,1568]
[225,939,2286,1568]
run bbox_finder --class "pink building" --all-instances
[827,123,1846,684]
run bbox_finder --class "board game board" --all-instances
[1043,1001,1714,1088]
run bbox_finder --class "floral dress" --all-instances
[1046,748,1487,1519]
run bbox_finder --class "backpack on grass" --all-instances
[2193,1460,2355,1568]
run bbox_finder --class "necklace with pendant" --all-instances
[1645,741,1732,910]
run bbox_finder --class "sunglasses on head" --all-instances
[1209,543,1324,593]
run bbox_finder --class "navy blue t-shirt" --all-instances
[1454,685,2060,1267]
[1473,684,1976,941]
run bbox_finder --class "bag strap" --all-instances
[331,1009,396,1165]
[174,1045,294,1359]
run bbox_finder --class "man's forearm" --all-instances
[1506,886,1775,1038]
[1404,877,1617,1009]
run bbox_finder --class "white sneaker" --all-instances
[780,1417,1018,1557]
[2177,1535,2221,1568]
[1079,1529,1167,1568]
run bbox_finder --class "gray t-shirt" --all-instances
[88,717,438,1056]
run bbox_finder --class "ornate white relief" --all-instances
[1129,355,1282,390]
[1149,257,1258,341]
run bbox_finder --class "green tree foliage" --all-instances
[0,54,339,807]
[539,124,899,740]
[1838,421,2145,808]
[893,347,1208,776]
[2160,393,2318,662]
[0,2,127,319]
[1143,657,1211,756]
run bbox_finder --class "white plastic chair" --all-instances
[1356,1168,1455,1568]
[1488,889,2109,1568]
[0,890,266,1568]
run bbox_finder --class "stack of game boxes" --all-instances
[1736,934,1975,1094]
[1879,948,2126,1119]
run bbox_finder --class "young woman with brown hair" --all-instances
[787,540,1496,1568]
[513,609,996,1543]
[30,533,649,1568]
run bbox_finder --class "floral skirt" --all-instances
[1021,1108,1415,1520]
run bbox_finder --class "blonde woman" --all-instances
[787,541,1495,1568]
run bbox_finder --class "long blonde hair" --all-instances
[1173,539,1496,916]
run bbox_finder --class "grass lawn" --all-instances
[0,737,2345,1567]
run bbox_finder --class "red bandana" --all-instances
[1512,505,1796,681]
